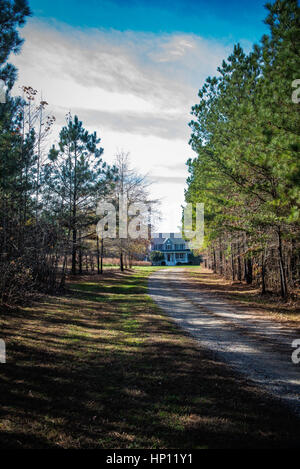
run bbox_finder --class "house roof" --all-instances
[151,233,190,247]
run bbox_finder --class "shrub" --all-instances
[150,251,164,263]
[0,259,36,305]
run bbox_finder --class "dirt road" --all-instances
[149,268,300,415]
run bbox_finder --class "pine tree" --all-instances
[0,0,31,89]
[46,114,117,275]
[186,0,300,298]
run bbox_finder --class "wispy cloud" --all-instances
[54,106,189,140]
[12,18,230,133]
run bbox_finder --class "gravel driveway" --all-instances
[149,268,300,415]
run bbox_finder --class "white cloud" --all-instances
[149,36,195,62]
[11,18,230,231]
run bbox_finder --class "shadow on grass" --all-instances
[189,269,300,321]
[1,268,300,449]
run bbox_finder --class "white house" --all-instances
[150,233,191,266]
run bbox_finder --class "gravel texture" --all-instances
[149,268,300,415]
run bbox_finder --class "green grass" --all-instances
[0,266,300,449]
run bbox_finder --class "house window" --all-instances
[176,253,184,259]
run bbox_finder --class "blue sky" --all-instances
[13,0,270,232]
[29,0,268,42]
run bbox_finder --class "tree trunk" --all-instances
[60,235,70,289]
[261,251,266,295]
[245,258,253,284]
[219,244,223,276]
[97,237,100,275]
[290,239,297,288]
[120,250,124,272]
[100,238,104,275]
[213,248,216,273]
[237,242,242,281]
[78,232,82,275]
[231,243,235,281]
[71,228,77,275]
[277,227,288,299]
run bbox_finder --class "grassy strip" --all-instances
[0,266,299,449]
